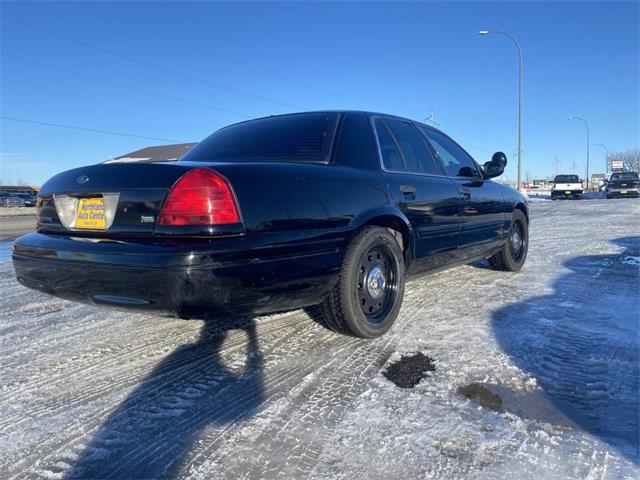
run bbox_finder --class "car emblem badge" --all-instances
[76,175,90,184]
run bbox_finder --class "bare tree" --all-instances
[609,148,640,172]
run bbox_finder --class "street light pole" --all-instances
[568,116,590,190]
[478,30,523,191]
[594,143,610,174]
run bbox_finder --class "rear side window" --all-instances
[610,172,638,180]
[554,175,580,183]
[374,118,441,175]
[420,127,480,178]
[182,112,339,163]
[374,120,405,171]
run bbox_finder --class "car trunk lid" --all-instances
[37,162,196,235]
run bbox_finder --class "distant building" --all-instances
[532,179,551,189]
[0,185,39,194]
[103,143,197,164]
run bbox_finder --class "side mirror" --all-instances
[483,151,507,179]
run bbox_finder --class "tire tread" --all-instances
[319,226,403,337]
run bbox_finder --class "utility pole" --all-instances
[478,30,523,191]
[594,143,610,174]
[552,156,560,176]
[568,116,590,190]
[571,160,577,174]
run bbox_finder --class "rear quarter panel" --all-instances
[206,162,391,239]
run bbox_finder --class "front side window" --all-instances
[420,127,480,178]
[182,112,338,163]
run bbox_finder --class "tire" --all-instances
[489,209,529,272]
[319,226,405,338]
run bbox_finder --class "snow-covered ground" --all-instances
[0,199,638,479]
[0,207,36,216]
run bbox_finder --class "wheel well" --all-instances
[359,215,412,264]
[515,202,529,223]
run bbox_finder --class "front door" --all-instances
[418,126,506,255]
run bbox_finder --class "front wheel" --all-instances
[320,226,405,338]
[489,209,529,272]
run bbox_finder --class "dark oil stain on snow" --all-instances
[383,352,435,388]
[458,383,502,411]
[459,382,582,428]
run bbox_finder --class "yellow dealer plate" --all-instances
[621,190,628,194]
[564,191,571,194]
[75,198,106,230]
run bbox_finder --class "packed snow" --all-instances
[0,207,36,217]
[0,199,638,479]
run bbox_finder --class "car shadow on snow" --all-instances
[491,236,639,463]
[63,316,264,479]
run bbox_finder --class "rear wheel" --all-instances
[320,226,405,338]
[489,209,529,272]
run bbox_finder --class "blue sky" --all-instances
[1,0,638,185]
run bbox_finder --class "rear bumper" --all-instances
[12,232,342,317]
[606,188,639,198]
[551,190,582,199]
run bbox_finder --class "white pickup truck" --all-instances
[551,174,583,200]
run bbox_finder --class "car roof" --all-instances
[217,110,446,135]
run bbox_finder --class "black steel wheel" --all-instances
[319,226,405,338]
[356,246,399,324]
[489,209,529,272]
[508,219,526,263]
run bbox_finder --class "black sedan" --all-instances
[13,111,529,338]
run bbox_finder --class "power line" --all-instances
[1,14,430,116]
[1,116,183,142]
[3,51,251,118]
[1,15,305,110]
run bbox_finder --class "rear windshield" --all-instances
[610,172,639,180]
[554,175,580,183]
[182,112,339,164]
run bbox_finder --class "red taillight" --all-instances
[158,168,240,226]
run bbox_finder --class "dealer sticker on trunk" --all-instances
[75,198,106,230]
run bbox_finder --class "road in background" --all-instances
[0,200,638,479]
[0,215,35,241]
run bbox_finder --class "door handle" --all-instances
[399,185,416,195]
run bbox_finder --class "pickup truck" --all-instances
[551,174,583,200]
[606,171,639,198]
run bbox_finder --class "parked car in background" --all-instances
[0,194,26,207]
[13,111,529,338]
[15,193,37,207]
[551,174,583,200]
[605,171,639,198]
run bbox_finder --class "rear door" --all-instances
[418,126,506,253]
[372,117,461,272]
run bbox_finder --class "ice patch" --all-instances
[0,242,12,260]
